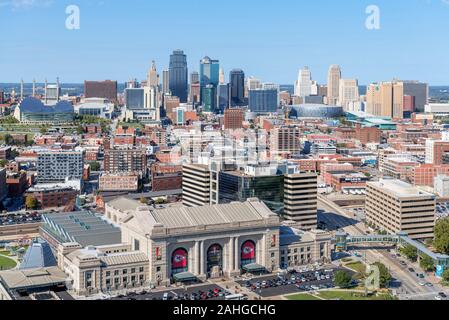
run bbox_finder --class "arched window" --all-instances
[241,240,256,267]
[207,244,223,273]
[171,248,188,276]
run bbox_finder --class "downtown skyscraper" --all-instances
[200,56,219,104]
[327,65,341,105]
[169,49,188,103]
[229,69,245,107]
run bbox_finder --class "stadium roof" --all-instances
[19,97,73,113]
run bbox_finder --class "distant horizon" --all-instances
[2,1,449,85]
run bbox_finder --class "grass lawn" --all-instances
[345,262,366,274]
[118,122,144,129]
[0,254,17,271]
[317,290,394,301]
[286,294,322,301]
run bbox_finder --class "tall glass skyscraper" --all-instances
[202,84,217,113]
[229,69,245,107]
[248,88,278,113]
[169,50,188,103]
[217,83,229,113]
[200,56,219,103]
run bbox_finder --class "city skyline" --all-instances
[1,0,449,84]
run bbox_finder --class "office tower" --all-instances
[403,81,429,112]
[182,164,211,207]
[37,151,84,183]
[224,108,244,130]
[190,71,200,85]
[162,69,170,94]
[143,86,160,120]
[202,84,217,113]
[217,83,229,113]
[366,81,404,119]
[229,69,245,107]
[200,56,220,104]
[32,79,36,97]
[327,65,341,105]
[219,68,225,84]
[284,173,318,230]
[125,88,145,109]
[270,126,301,154]
[44,79,61,106]
[104,147,147,175]
[169,49,188,102]
[248,88,278,113]
[84,80,118,102]
[247,77,262,91]
[0,89,4,104]
[338,79,360,111]
[147,60,159,87]
[425,138,449,165]
[366,179,436,240]
[294,67,313,97]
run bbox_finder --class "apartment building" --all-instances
[104,147,147,175]
[37,151,84,183]
[365,179,436,240]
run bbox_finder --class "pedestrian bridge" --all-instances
[334,232,449,267]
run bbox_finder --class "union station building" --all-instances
[107,197,331,287]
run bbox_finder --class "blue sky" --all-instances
[1,0,449,85]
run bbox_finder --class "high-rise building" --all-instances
[164,95,180,121]
[224,108,244,130]
[284,173,318,230]
[366,81,404,119]
[219,68,225,84]
[217,83,229,113]
[202,84,217,113]
[248,88,278,113]
[295,67,313,97]
[189,83,201,104]
[366,179,436,240]
[0,168,7,202]
[169,49,188,102]
[0,90,4,104]
[270,126,301,155]
[125,88,145,109]
[44,79,61,106]
[327,65,341,105]
[147,60,159,88]
[200,56,219,104]
[229,69,245,107]
[182,164,211,207]
[403,81,429,112]
[338,79,359,111]
[84,80,117,102]
[37,151,84,183]
[162,69,170,94]
[190,71,200,85]
[104,147,147,175]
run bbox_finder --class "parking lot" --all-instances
[236,268,351,298]
[436,202,449,219]
[106,284,232,301]
[0,212,42,226]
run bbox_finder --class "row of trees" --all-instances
[334,262,392,289]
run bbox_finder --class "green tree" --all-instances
[420,254,435,272]
[155,198,166,205]
[400,245,418,262]
[372,262,392,288]
[139,197,149,205]
[334,270,352,288]
[0,159,7,167]
[25,196,38,210]
[39,126,48,135]
[434,218,449,254]
[89,161,101,171]
[442,269,449,282]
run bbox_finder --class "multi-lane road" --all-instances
[318,195,447,300]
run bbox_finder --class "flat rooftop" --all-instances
[368,179,434,198]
